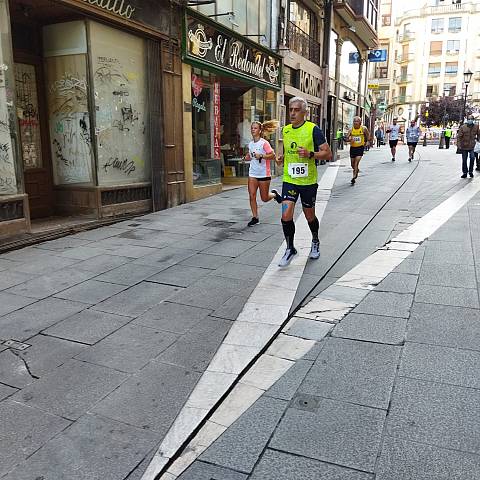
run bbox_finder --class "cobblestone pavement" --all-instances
[0,145,474,479]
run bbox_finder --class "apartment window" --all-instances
[430,41,442,55]
[426,85,438,97]
[382,14,391,26]
[444,83,456,95]
[448,17,461,33]
[290,0,317,38]
[445,62,458,74]
[431,18,444,33]
[428,63,441,75]
[446,40,460,53]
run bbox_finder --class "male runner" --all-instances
[386,117,401,161]
[275,97,333,267]
[405,119,421,162]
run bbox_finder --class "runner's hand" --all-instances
[276,154,284,165]
[297,147,309,158]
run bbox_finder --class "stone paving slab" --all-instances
[0,383,17,401]
[177,462,247,480]
[13,359,128,420]
[0,292,37,316]
[353,291,414,318]
[0,400,70,477]
[414,284,479,308]
[147,265,211,287]
[92,361,201,436]
[376,437,480,480]
[43,309,131,345]
[75,323,178,373]
[4,414,158,480]
[299,337,401,409]
[407,303,480,350]
[270,397,386,472]
[199,396,287,473]
[399,342,480,389]
[250,450,373,480]
[375,272,418,294]
[418,263,476,288]
[386,377,480,454]
[332,312,407,345]
[54,279,128,304]
[0,298,87,341]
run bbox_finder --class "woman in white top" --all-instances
[244,120,281,226]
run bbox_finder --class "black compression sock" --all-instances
[281,219,295,250]
[308,217,319,242]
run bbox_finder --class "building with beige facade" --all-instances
[371,0,480,125]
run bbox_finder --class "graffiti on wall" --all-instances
[46,56,93,185]
[0,58,17,195]
[91,22,148,186]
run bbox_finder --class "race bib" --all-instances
[352,136,362,144]
[288,163,308,178]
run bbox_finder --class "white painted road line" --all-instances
[141,162,341,480]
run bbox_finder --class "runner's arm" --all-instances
[314,126,333,161]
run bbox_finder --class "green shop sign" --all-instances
[183,10,281,90]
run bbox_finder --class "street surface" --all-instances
[0,145,479,480]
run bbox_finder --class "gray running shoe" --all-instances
[309,241,320,259]
[278,248,297,267]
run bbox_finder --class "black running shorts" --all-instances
[281,182,318,208]
[350,146,365,158]
[389,139,399,148]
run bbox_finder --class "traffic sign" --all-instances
[349,52,360,64]
[368,49,387,62]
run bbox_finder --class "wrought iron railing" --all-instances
[285,21,320,64]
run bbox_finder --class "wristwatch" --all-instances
[309,151,315,159]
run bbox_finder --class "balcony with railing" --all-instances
[396,74,413,84]
[395,53,414,64]
[285,21,320,64]
[395,1,478,26]
[393,95,412,104]
[398,31,415,42]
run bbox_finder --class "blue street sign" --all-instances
[368,49,387,62]
[349,52,360,64]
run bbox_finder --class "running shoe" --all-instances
[278,248,297,267]
[461,174,467,178]
[351,178,355,185]
[271,189,282,204]
[309,241,320,259]
[408,157,412,162]
[470,172,474,178]
[247,217,259,227]
[392,157,395,162]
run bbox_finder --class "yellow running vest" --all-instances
[282,121,317,185]
[350,126,365,147]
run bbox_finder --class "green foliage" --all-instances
[419,96,472,126]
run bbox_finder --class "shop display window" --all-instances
[0,0,18,195]
[90,21,150,186]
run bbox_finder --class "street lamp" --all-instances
[462,69,473,122]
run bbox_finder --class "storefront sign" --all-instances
[213,81,221,160]
[81,0,135,19]
[368,80,379,90]
[299,70,321,98]
[184,11,281,90]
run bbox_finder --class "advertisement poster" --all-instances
[213,81,221,160]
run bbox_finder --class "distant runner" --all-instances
[386,117,401,162]
[346,116,371,185]
[406,120,421,162]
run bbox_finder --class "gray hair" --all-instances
[289,96,308,112]
[353,116,361,122]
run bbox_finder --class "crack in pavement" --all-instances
[9,349,39,380]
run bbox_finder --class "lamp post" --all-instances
[462,69,473,122]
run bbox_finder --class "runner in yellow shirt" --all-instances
[347,116,372,185]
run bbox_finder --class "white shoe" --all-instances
[278,248,297,267]
[309,241,320,259]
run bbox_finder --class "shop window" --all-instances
[43,21,93,186]
[191,71,220,186]
[0,0,17,194]
[90,21,150,186]
[14,63,42,170]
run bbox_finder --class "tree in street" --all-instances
[419,96,472,127]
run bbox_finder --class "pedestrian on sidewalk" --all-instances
[457,115,480,178]
[444,126,453,149]
[374,127,384,148]
[275,96,332,267]
[386,117,401,162]
[346,116,371,185]
[406,120,421,162]
[244,120,280,227]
